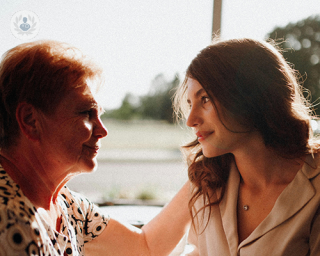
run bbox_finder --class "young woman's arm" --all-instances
[85,181,191,256]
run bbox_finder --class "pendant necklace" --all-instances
[239,177,249,211]
[239,176,249,211]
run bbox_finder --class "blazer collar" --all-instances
[219,154,320,252]
[219,161,240,253]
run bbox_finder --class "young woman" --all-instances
[174,38,320,255]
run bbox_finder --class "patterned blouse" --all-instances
[0,167,109,255]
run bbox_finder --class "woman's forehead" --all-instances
[186,79,210,100]
[79,84,104,113]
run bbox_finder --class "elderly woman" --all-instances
[0,40,190,256]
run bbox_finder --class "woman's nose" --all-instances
[186,106,201,128]
[94,117,108,138]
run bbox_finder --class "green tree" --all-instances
[139,74,180,123]
[267,15,320,113]
[104,74,180,122]
[104,93,139,120]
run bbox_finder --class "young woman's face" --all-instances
[186,78,252,158]
[38,84,107,176]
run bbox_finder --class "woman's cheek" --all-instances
[84,120,93,131]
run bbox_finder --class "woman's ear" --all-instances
[15,102,40,141]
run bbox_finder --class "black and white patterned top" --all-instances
[0,167,109,255]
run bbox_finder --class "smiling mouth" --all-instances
[83,145,100,155]
[196,131,213,141]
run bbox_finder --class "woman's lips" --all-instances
[196,131,213,141]
[83,145,100,155]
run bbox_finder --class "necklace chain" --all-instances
[240,178,249,211]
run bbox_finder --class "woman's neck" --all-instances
[233,143,305,190]
[0,152,63,210]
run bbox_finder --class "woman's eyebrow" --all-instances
[195,88,206,98]
[89,102,105,115]
[187,88,206,104]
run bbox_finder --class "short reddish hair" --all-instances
[0,40,102,148]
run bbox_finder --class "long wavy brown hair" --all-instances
[174,38,319,231]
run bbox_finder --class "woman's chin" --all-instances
[202,148,228,158]
[79,158,98,174]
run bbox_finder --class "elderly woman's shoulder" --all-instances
[59,186,108,222]
[0,168,32,210]
[59,186,93,207]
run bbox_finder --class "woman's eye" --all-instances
[80,110,92,116]
[202,96,210,104]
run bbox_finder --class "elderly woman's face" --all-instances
[38,84,107,175]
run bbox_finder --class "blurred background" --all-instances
[1,0,320,205]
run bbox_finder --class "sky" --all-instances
[1,0,320,110]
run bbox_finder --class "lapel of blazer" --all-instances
[219,161,241,254]
[239,154,320,247]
